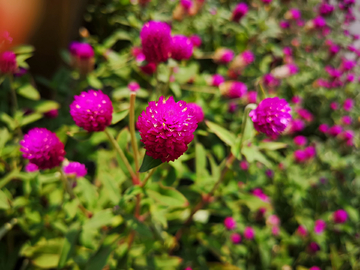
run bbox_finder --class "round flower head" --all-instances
[342,59,356,71]
[329,45,340,55]
[313,16,326,29]
[283,47,292,56]
[180,0,193,9]
[20,128,66,170]
[244,227,255,240]
[240,160,249,170]
[70,90,113,132]
[346,73,355,82]
[131,46,146,62]
[189,34,202,47]
[261,0,272,4]
[230,233,241,244]
[319,124,329,133]
[0,51,17,74]
[285,8,301,20]
[25,163,39,173]
[294,135,307,146]
[272,226,280,236]
[247,91,257,104]
[230,50,255,71]
[137,96,197,162]
[343,98,354,111]
[309,267,321,270]
[252,188,269,202]
[314,219,326,234]
[308,242,320,253]
[128,81,140,92]
[231,3,248,22]
[297,225,307,237]
[213,48,234,64]
[341,116,352,125]
[63,162,87,178]
[328,125,343,137]
[294,149,307,163]
[140,62,157,75]
[170,35,193,61]
[330,102,338,110]
[333,209,348,223]
[249,97,292,137]
[319,3,334,16]
[279,21,290,29]
[219,81,247,99]
[140,21,172,63]
[208,74,225,87]
[266,169,274,178]
[291,96,301,104]
[267,215,280,227]
[305,146,316,159]
[271,64,298,79]
[263,73,280,88]
[69,42,94,59]
[290,119,305,133]
[187,103,204,123]
[224,217,236,230]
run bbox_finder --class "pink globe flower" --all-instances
[341,59,356,71]
[137,96,197,162]
[346,73,355,82]
[184,268,192,270]
[343,99,354,111]
[180,0,193,9]
[219,81,248,98]
[213,48,234,64]
[318,124,329,133]
[267,215,280,226]
[244,227,255,240]
[305,146,316,159]
[328,125,343,137]
[294,150,307,163]
[286,9,301,20]
[230,233,242,244]
[333,209,348,223]
[240,50,255,65]
[290,119,305,133]
[308,242,320,253]
[297,108,313,122]
[231,3,248,22]
[294,136,307,146]
[25,163,39,173]
[252,188,269,202]
[341,116,352,125]
[341,130,354,142]
[131,46,146,62]
[283,47,293,56]
[263,74,280,88]
[208,74,225,87]
[280,21,290,29]
[140,21,172,63]
[272,226,280,236]
[297,225,307,237]
[348,45,356,52]
[189,34,202,47]
[70,90,113,132]
[128,81,140,92]
[224,217,236,230]
[44,109,59,119]
[20,128,66,170]
[249,97,292,137]
[170,35,193,61]
[313,16,326,29]
[246,91,257,104]
[329,45,340,55]
[187,103,204,123]
[309,267,321,270]
[266,169,274,178]
[291,96,302,104]
[319,3,334,16]
[314,219,326,234]
[63,162,87,177]
[140,62,157,75]
[240,160,249,171]
[69,42,94,59]
[330,102,338,110]
[0,51,17,74]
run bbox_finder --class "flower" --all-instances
[309,267,321,270]
[294,136,307,146]
[170,35,193,61]
[330,102,338,110]
[0,51,17,74]
[333,209,348,223]
[263,74,280,88]
[280,21,290,29]
[283,47,293,56]
[267,215,280,227]
[207,74,224,87]
[246,91,257,104]
[314,219,326,234]
[131,46,146,62]
[137,96,197,162]
[69,42,94,59]
[272,226,280,236]
[329,45,340,55]
[341,59,356,71]
[252,188,269,202]
[187,103,204,123]
[14,67,28,77]
[140,21,172,63]
[20,128,66,170]
[291,96,301,104]
[213,48,234,64]
[230,50,255,72]
[189,34,202,47]
[180,0,193,9]
[224,217,236,230]
[346,73,355,82]
[63,162,87,177]
[328,125,343,137]
[240,160,249,170]
[343,99,354,111]
[140,62,157,75]
[297,108,313,122]
[290,119,305,133]
[266,169,274,178]
[297,225,307,237]
[319,3,334,16]
[341,116,352,125]
[231,3,248,22]
[271,64,298,79]
[294,150,307,163]
[44,109,59,119]
[285,9,301,20]
[219,81,247,98]
[70,90,113,132]
[249,97,292,137]
[308,242,320,253]
[128,81,140,92]
[313,16,326,28]
[25,163,39,173]
[305,146,316,159]
[319,124,329,133]
[244,227,255,240]
[230,233,241,244]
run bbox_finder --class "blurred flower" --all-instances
[25,163,39,173]
[246,91,257,104]
[313,16,326,28]
[128,81,140,92]
[291,96,301,104]
[347,45,356,52]
[0,31,13,45]
[294,136,307,146]
[342,116,352,125]
[329,44,340,56]
[319,123,329,133]
[340,130,354,145]
[290,119,305,133]
[294,150,307,163]
[319,3,334,16]
[131,46,146,62]
[279,21,290,29]
[346,73,355,83]
[309,267,321,270]
[137,96,197,162]
[140,21,172,63]
[20,128,66,170]
[249,97,292,137]
[314,219,326,234]
[283,47,292,56]
[333,209,348,223]
[328,125,343,137]
[230,233,242,244]
[297,108,313,122]
[189,34,202,47]
[140,62,157,75]
[207,74,224,87]
[230,50,255,72]
[224,217,236,230]
[296,225,307,237]
[263,73,280,88]
[240,160,249,171]
[63,162,87,178]
[285,9,301,20]
[219,81,247,98]
[305,146,316,159]
[44,109,59,119]
[343,99,354,111]
[330,102,338,110]
[170,35,193,61]
[228,102,237,113]
[70,90,113,132]
[69,42,94,75]
[213,48,234,64]
[187,103,204,123]
[244,227,255,240]
[14,67,28,77]
[325,66,341,78]
[180,0,193,10]
[0,51,17,74]
[271,64,298,79]
[231,3,248,22]
[341,59,356,71]
[308,242,320,253]
[252,188,270,202]
[272,226,280,236]
[266,169,274,178]
[267,215,280,227]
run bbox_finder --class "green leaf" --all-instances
[196,143,207,181]
[34,100,60,113]
[0,189,10,210]
[111,110,129,125]
[17,84,40,100]
[67,130,93,141]
[258,142,288,150]
[12,45,35,54]
[0,113,16,130]
[146,183,188,207]
[170,83,181,98]
[139,153,163,173]
[87,74,103,89]
[58,223,81,269]
[32,254,60,268]
[21,113,43,126]
[0,128,10,149]
[242,146,272,167]
[205,121,236,147]
[83,209,114,230]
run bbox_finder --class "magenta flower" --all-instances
[267,215,280,226]
[230,233,241,244]
[249,97,292,137]
[219,81,247,98]
[247,91,257,104]
[69,42,94,59]
[208,74,225,87]
[14,67,28,77]
[291,96,302,104]
[252,188,269,202]
[313,16,326,28]
[325,66,341,78]
[131,46,146,62]
[296,225,307,237]
[263,74,280,88]
[305,146,316,159]
[314,219,326,234]
[280,21,290,29]
[318,124,329,133]
[180,0,193,9]
[240,50,255,65]
[294,136,307,146]
[25,163,39,173]
[140,62,157,75]
[348,45,356,52]
[290,119,305,133]
[140,21,172,63]
[189,35,202,47]
[346,73,355,83]
[329,45,340,55]
[294,150,307,163]
[308,242,320,253]
[272,226,280,236]
[128,81,140,92]
[319,3,334,16]
[271,64,298,79]
[224,217,236,230]
[283,47,292,56]
[137,96,197,162]
[231,3,248,22]
[309,267,321,270]
[343,99,354,111]
[341,116,352,125]
[44,109,59,119]
[187,103,204,123]
[170,35,193,61]
[328,125,343,137]
[330,102,338,110]
[297,108,313,122]
[266,169,274,178]
[213,48,234,64]
[240,160,249,171]
[244,227,255,240]
[70,90,113,132]
[0,51,17,74]
[20,128,66,170]
[333,209,348,223]
[63,162,87,177]
[288,9,301,20]
[342,59,356,71]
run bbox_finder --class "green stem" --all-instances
[141,168,155,187]
[104,128,138,183]
[164,66,174,96]
[0,218,18,241]
[180,84,218,94]
[59,169,75,199]
[9,75,17,116]
[259,82,267,99]
[239,103,257,159]
[129,93,140,177]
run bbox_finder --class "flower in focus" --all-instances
[343,98,354,111]
[170,35,193,61]
[230,233,241,244]
[0,51,17,74]
[20,128,66,170]
[231,3,248,22]
[296,225,307,237]
[333,209,348,223]
[189,34,202,47]
[314,219,326,234]
[128,81,140,92]
[283,47,292,56]
[244,227,255,240]
[70,90,113,132]
[224,217,236,230]
[137,96,197,162]
[249,97,292,137]
[25,163,39,173]
[63,162,87,178]
[187,103,204,123]
[140,21,172,63]
[213,48,234,64]
[219,81,248,98]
